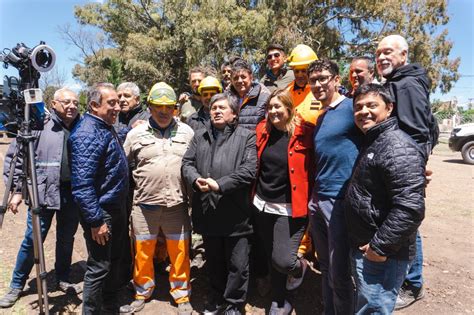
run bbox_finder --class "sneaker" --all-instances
[119,299,146,313]
[286,258,308,290]
[0,288,22,308]
[394,285,425,310]
[57,281,83,295]
[269,300,293,315]
[177,301,193,315]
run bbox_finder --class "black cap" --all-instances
[266,43,285,54]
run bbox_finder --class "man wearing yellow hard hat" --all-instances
[287,44,323,125]
[121,82,194,315]
[187,76,222,132]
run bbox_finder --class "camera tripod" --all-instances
[0,102,49,314]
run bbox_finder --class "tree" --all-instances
[39,66,68,106]
[65,0,460,94]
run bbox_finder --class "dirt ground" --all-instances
[0,137,472,315]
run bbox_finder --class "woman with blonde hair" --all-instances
[253,89,315,314]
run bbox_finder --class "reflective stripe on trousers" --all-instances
[133,232,191,303]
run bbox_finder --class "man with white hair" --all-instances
[376,34,438,310]
[115,82,150,142]
[376,34,438,154]
[1,88,81,308]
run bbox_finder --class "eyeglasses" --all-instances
[267,52,281,60]
[222,69,231,74]
[56,99,79,106]
[309,75,334,85]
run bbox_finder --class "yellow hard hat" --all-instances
[198,76,223,94]
[147,82,177,106]
[288,44,318,67]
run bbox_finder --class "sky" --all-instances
[1,0,473,106]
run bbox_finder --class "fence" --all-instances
[435,111,474,133]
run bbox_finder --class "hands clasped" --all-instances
[195,177,220,193]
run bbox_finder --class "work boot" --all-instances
[395,284,425,310]
[119,299,146,313]
[0,288,22,308]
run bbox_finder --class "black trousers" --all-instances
[256,211,307,305]
[81,206,126,315]
[203,235,251,307]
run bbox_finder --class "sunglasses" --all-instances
[267,52,281,60]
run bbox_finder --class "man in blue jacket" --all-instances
[69,83,129,314]
[1,88,81,308]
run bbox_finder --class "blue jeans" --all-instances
[10,184,80,289]
[309,194,353,315]
[351,249,410,314]
[404,231,423,288]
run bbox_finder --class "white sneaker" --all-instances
[269,300,293,315]
[286,258,308,290]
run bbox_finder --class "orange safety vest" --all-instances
[287,81,323,125]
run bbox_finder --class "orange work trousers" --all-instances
[131,204,191,303]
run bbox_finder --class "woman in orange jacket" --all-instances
[253,89,315,314]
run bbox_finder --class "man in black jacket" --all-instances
[114,82,150,142]
[376,34,437,309]
[346,84,426,314]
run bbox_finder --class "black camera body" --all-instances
[0,42,56,135]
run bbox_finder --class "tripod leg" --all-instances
[26,140,50,315]
[0,154,19,228]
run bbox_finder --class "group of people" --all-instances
[1,33,438,315]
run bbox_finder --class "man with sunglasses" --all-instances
[187,76,222,132]
[1,88,81,308]
[260,43,295,92]
[307,59,362,315]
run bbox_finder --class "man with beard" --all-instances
[376,34,438,310]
